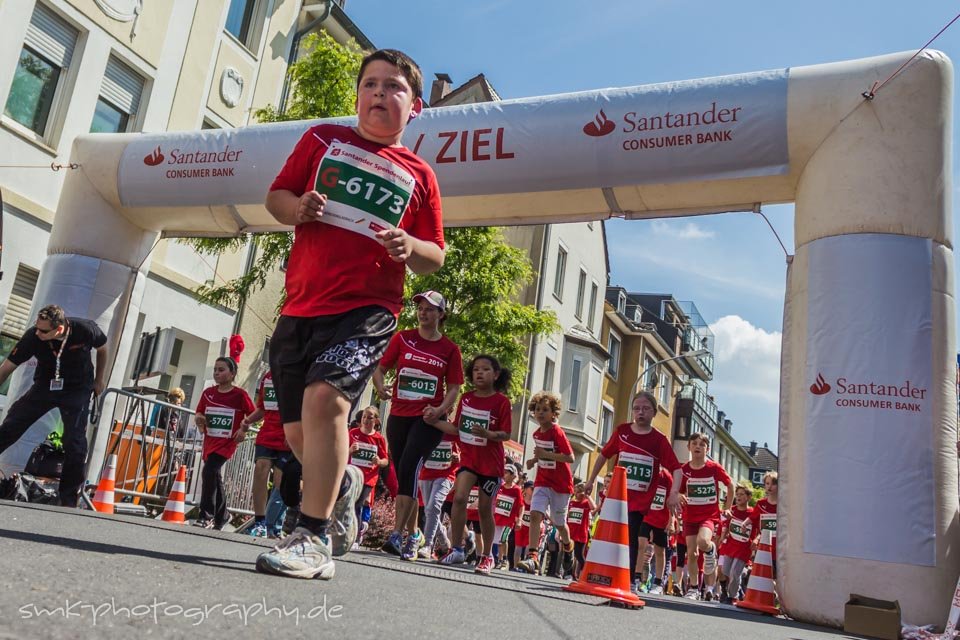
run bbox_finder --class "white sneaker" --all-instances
[703,542,718,575]
[648,584,664,595]
[417,546,433,560]
[440,548,466,565]
[255,527,335,580]
[684,589,700,600]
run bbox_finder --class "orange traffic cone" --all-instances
[161,465,187,524]
[735,529,780,615]
[564,466,643,608]
[92,454,117,514]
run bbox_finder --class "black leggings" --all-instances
[280,457,302,508]
[386,415,443,498]
[573,541,587,578]
[628,511,645,581]
[199,453,229,525]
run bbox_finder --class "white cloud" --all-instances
[708,315,782,404]
[650,220,716,240]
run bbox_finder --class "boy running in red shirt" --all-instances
[256,49,445,580]
[585,391,682,591]
[418,433,460,559]
[717,483,754,603]
[567,482,596,581]
[493,464,524,567]
[428,355,513,575]
[679,432,734,600]
[518,392,576,575]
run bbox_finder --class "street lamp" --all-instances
[630,348,710,407]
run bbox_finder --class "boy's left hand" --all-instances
[377,228,414,263]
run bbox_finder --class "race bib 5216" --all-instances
[313,141,416,241]
[424,441,452,470]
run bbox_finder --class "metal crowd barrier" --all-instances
[89,388,258,517]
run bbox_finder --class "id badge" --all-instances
[49,378,64,392]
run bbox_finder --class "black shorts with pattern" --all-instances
[269,306,396,423]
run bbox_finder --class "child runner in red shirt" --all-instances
[585,391,682,592]
[348,406,389,547]
[194,357,256,529]
[639,466,674,594]
[750,471,779,575]
[717,483,754,603]
[513,480,535,570]
[679,432,734,600]
[519,392,575,575]
[240,370,292,537]
[417,433,460,559]
[429,355,513,575]
[567,482,596,581]
[256,50,445,580]
[493,464,524,567]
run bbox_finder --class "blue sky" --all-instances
[345,1,960,452]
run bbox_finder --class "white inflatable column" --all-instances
[0,135,157,481]
[781,51,956,626]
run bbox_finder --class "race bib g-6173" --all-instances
[313,141,416,241]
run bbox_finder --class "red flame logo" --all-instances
[143,146,164,166]
[583,109,616,137]
[810,373,831,395]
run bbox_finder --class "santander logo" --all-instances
[810,373,831,395]
[143,146,164,166]
[583,109,616,137]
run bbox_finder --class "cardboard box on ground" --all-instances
[844,594,901,640]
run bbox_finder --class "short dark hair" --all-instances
[357,49,423,100]
[37,304,66,328]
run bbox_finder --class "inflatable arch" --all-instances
[11,50,957,625]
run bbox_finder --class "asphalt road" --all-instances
[0,502,851,640]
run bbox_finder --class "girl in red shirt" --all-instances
[492,464,524,567]
[193,357,255,529]
[567,482,596,581]
[427,354,513,575]
[716,483,754,602]
[348,406,389,546]
[417,433,460,559]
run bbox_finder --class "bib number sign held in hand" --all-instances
[205,407,235,439]
[313,141,416,241]
[351,441,378,468]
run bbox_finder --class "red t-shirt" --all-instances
[348,427,388,487]
[196,386,256,461]
[750,498,778,555]
[270,124,445,318]
[455,391,512,478]
[567,497,592,543]
[642,467,674,530]
[514,498,533,547]
[254,372,288,451]
[493,483,524,527]
[680,460,731,525]
[531,424,574,494]
[379,330,463,417]
[419,434,460,481]
[720,506,754,562]
[599,423,681,513]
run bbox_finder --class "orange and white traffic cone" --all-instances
[92,454,117,514]
[735,529,780,615]
[161,465,187,524]
[564,466,643,608]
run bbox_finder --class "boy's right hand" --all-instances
[525,459,536,470]
[295,191,327,224]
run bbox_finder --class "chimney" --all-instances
[749,440,757,456]
[430,73,452,105]
[763,442,769,449]
[723,419,732,431]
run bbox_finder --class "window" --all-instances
[587,282,599,331]
[224,0,265,50]
[607,331,621,379]
[552,246,567,300]
[568,357,582,412]
[643,355,657,389]
[4,3,78,138]
[1,265,40,395]
[91,57,144,133]
[658,371,673,410]
[542,357,555,391]
[574,269,587,319]
[601,404,614,443]
[617,291,627,314]
[586,364,601,423]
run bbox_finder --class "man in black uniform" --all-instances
[0,304,107,506]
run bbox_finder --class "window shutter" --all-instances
[101,56,143,114]
[24,3,78,68]
[2,265,40,336]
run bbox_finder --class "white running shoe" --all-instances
[439,548,466,565]
[329,465,364,557]
[417,546,433,560]
[684,589,700,600]
[255,527,335,580]
[703,542,718,575]
[648,584,664,595]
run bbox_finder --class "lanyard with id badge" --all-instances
[312,141,416,240]
[49,326,71,392]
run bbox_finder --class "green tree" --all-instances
[183,31,362,309]
[399,227,559,400]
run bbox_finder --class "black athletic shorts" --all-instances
[639,521,668,548]
[269,306,396,423]
[457,467,502,497]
